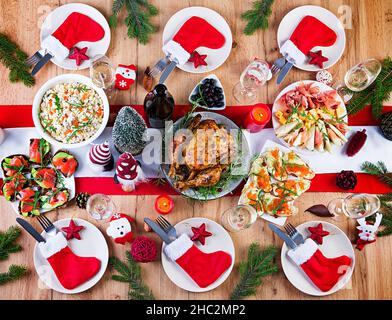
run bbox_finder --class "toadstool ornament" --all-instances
[114,152,145,192]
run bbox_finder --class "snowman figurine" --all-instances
[106,213,135,245]
[115,64,137,90]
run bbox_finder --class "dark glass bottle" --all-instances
[143,84,175,128]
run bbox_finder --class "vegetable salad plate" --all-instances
[272,80,348,155]
[161,217,235,292]
[281,221,355,296]
[277,5,346,71]
[40,3,111,70]
[33,218,109,294]
[162,6,232,73]
[239,140,315,226]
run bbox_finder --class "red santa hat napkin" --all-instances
[287,238,352,292]
[41,12,105,61]
[162,16,226,65]
[280,15,337,65]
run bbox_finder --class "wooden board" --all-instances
[0,0,391,300]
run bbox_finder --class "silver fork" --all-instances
[271,56,286,75]
[25,50,43,68]
[149,56,170,78]
[155,215,177,241]
[37,215,57,236]
[284,223,305,245]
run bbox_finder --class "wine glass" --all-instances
[233,58,272,103]
[221,204,258,232]
[327,193,381,220]
[344,58,382,92]
[86,194,116,220]
[90,55,117,100]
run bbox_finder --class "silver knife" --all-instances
[144,218,172,244]
[16,218,46,243]
[31,52,53,76]
[158,60,177,84]
[268,223,297,249]
[276,61,294,85]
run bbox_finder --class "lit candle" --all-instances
[154,195,174,214]
[244,105,271,133]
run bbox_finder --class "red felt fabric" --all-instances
[52,12,105,50]
[301,249,352,292]
[47,246,101,290]
[289,16,337,54]
[175,244,232,288]
[173,16,226,54]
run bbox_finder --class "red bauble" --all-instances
[188,51,207,68]
[308,50,328,68]
[61,219,84,240]
[308,223,329,245]
[191,223,212,245]
[130,236,157,263]
[68,47,89,66]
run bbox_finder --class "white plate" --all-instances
[32,74,109,149]
[40,3,111,70]
[33,218,109,294]
[272,80,348,155]
[161,217,235,292]
[277,5,346,71]
[281,221,355,296]
[162,7,232,74]
[188,74,226,110]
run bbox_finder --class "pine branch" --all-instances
[347,57,392,118]
[0,226,22,261]
[0,265,28,285]
[367,196,392,237]
[361,161,392,187]
[242,0,274,35]
[109,0,158,45]
[0,33,35,87]
[230,244,278,300]
[109,252,155,300]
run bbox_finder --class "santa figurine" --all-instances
[106,213,135,245]
[87,140,114,172]
[115,64,137,90]
[114,152,145,192]
[355,213,383,251]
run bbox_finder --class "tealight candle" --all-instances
[244,105,271,133]
[154,195,174,214]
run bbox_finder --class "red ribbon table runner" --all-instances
[1,104,391,195]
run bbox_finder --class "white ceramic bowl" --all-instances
[188,74,226,110]
[32,74,109,149]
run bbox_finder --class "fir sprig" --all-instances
[109,252,155,300]
[361,161,392,187]
[366,193,392,237]
[0,265,28,285]
[347,57,392,119]
[0,226,22,261]
[109,0,158,45]
[0,33,35,87]
[230,244,278,300]
[241,0,274,35]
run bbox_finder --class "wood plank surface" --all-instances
[0,0,391,300]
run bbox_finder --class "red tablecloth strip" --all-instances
[1,104,392,128]
[72,173,392,195]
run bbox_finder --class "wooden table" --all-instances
[1,0,391,300]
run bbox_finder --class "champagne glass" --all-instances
[233,58,272,103]
[86,194,116,220]
[327,193,381,220]
[90,55,117,100]
[221,204,258,232]
[344,58,382,92]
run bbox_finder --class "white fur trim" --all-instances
[38,232,68,259]
[280,40,307,65]
[41,35,70,60]
[162,40,191,65]
[287,238,318,265]
[164,234,193,261]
